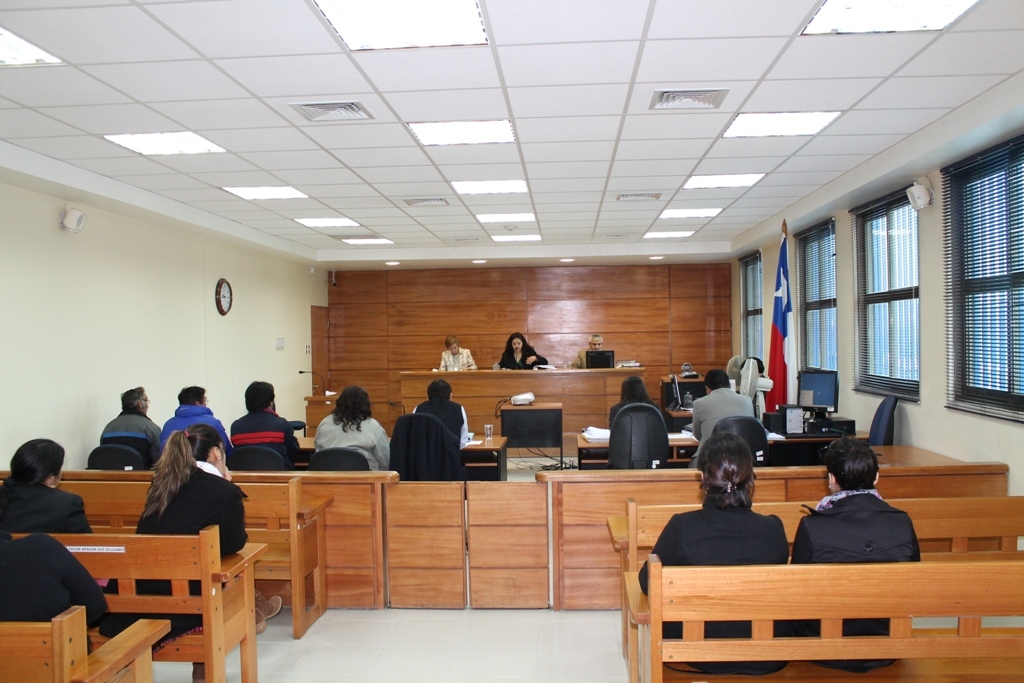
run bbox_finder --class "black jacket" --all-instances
[0,483,92,534]
[414,398,465,442]
[498,350,548,370]
[390,413,466,482]
[230,409,299,464]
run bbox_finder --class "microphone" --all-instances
[298,370,327,391]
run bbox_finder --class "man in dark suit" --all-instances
[689,369,754,469]
[412,379,470,447]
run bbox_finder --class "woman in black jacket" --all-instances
[0,439,91,534]
[498,332,548,370]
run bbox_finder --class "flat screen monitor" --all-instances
[797,370,839,416]
[586,350,614,369]
[670,375,682,409]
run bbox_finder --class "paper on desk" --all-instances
[767,432,786,440]
[582,426,610,442]
[467,440,483,445]
[325,390,337,396]
[669,432,697,439]
[535,364,558,369]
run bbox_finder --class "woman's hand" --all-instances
[526,355,537,365]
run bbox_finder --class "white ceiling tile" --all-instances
[304,123,415,149]
[486,0,649,44]
[0,109,81,137]
[187,199,259,211]
[336,147,433,167]
[1,0,129,6]
[340,208,411,219]
[605,177,682,192]
[316,187,387,201]
[357,166,444,183]
[601,208,660,219]
[529,177,608,193]
[460,194,531,206]
[82,61,249,102]
[898,31,1024,77]
[953,0,1024,31]
[70,156,173,176]
[719,207,775,217]
[354,46,500,91]
[151,100,289,131]
[857,75,1006,109]
[188,170,283,186]
[214,55,371,97]
[426,144,522,165]
[539,220,597,229]
[200,128,320,153]
[371,181,454,195]
[238,149,341,170]
[148,0,341,58]
[535,202,601,213]
[533,191,605,204]
[154,153,258,173]
[38,104,181,135]
[259,226,316,234]
[616,139,713,160]
[620,113,732,140]
[0,96,18,108]
[158,188,242,202]
[527,161,610,178]
[637,38,788,82]
[384,88,510,121]
[671,187,750,201]
[0,7,198,63]
[743,184,819,198]
[332,197,405,209]
[800,134,906,156]
[508,84,630,117]
[357,215,420,226]
[12,135,134,160]
[626,81,756,115]
[694,156,785,174]
[768,34,935,79]
[0,66,129,107]
[514,116,621,143]
[611,158,698,177]
[246,198,329,210]
[439,163,523,180]
[826,108,949,135]
[262,93,399,125]
[498,42,639,87]
[759,170,842,186]
[113,174,211,191]
[705,136,810,158]
[414,215,478,225]
[275,168,360,185]
[744,78,882,112]
[647,0,819,39]
[776,155,870,173]
[521,140,615,163]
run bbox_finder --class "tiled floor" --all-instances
[153,607,627,683]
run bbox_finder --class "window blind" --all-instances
[796,219,836,371]
[740,251,763,360]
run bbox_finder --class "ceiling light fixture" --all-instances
[803,0,981,34]
[452,180,528,195]
[409,120,514,146]
[559,258,575,262]
[684,174,764,189]
[649,256,665,260]
[0,26,61,65]
[476,213,535,223]
[343,238,395,245]
[296,218,360,228]
[492,234,541,242]
[644,231,695,239]
[472,259,487,264]
[104,132,224,156]
[660,208,722,219]
[313,0,487,51]
[724,112,840,137]
[223,186,308,200]
[385,261,401,266]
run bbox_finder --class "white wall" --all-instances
[0,181,327,469]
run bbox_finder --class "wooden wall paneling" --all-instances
[323,370,388,413]
[527,299,670,334]
[328,336,389,369]
[328,304,388,336]
[669,264,731,299]
[670,329,732,368]
[669,297,732,331]
[388,335,511,372]
[387,268,528,302]
[328,270,388,304]
[388,301,529,337]
[529,332,670,370]
[310,306,329,396]
[527,266,669,300]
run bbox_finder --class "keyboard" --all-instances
[778,432,826,439]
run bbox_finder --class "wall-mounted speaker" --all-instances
[60,208,86,233]
[906,180,933,211]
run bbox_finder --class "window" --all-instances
[796,219,837,371]
[943,133,1024,423]
[852,190,920,398]
[740,252,763,359]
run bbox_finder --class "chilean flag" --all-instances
[766,221,797,412]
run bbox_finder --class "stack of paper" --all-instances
[582,427,611,442]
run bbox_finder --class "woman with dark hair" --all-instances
[608,375,656,427]
[790,436,919,673]
[314,386,390,470]
[638,432,789,676]
[0,439,91,533]
[498,332,548,370]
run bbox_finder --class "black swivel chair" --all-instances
[288,420,307,437]
[390,413,466,481]
[869,395,899,446]
[87,444,148,471]
[609,403,670,469]
[309,447,370,471]
[711,416,770,467]
[229,445,290,471]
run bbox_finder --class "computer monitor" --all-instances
[670,375,682,410]
[797,370,839,418]
[586,350,614,369]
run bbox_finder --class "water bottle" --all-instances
[683,392,693,410]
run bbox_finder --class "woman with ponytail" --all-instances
[637,432,790,676]
[0,439,91,533]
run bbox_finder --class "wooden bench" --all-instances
[639,556,1024,682]
[612,496,1024,683]
[49,527,267,683]
[60,477,332,639]
[0,606,169,683]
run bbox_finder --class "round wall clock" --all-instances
[215,278,232,315]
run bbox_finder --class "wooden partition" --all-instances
[325,264,731,431]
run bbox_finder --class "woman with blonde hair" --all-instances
[440,335,477,371]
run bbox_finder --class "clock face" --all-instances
[215,278,232,315]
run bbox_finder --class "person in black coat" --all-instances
[791,436,920,673]
[608,375,657,427]
[498,332,548,370]
[0,439,91,534]
[639,432,789,676]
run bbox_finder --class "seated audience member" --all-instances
[498,332,548,370]
[160,386,232,456]
[688,368,754,469]
[791,437,920,673]
[639,432,789,676]
[0,439,91,533]
[608,375,656,427]
[99,425,281,681]
[100,386,161,467]
[439,335,477,371]
[230,381,299,467]
[0,530,107,626]
[571,333,604,369]
[313,386,390,471]
[413,379,470,447]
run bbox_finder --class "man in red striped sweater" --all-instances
[230,381,299,468]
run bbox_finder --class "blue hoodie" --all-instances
[159,404,232,455]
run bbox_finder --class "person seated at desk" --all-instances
[160,385,232,457]
[413,379,471,448]
[230,381,299,468]
[498,332,548,370]
[0,439,91,534]
[688,369,754,469]
[313,386,390,471]
[571,333,604,369]
[100,386,161,468]
[439,335,477,371]
[608,375,656,427]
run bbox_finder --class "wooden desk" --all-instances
[303,394,337,439]
[462,436,508,481]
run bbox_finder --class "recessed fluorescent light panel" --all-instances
[492,234,541,242]
[296,218,360,228]
[559,258,575,262]
[472,260,487,264]
[649,256,665,260]
[343,238,395,245]
[104,132,224,156]
[0,26,61,65]
[452,180,528,195]
[385,261,401,266]
[409,120,514,146]
[223,186,308,200]
[660,208,722,219]
[644,231,695,239]
[803,0,981,34]
[313,0,487,50]
[724,112,840,137]
[476,213,535,223]
[684,174,764,189]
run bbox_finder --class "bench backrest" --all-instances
[0,606,90,682]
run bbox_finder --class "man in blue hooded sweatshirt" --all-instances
[159,386,232,457]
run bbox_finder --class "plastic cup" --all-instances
[484,424,494,440]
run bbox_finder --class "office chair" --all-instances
[390,413,465,481]
[711,416,770,467]
[229,445,289,471]
[87,444,148,471]
[288,420,307,437]
[309,447,370,471]
[869,395,899,446]
[609,403,670,469]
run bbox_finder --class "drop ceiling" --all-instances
[1,0,1023,269]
